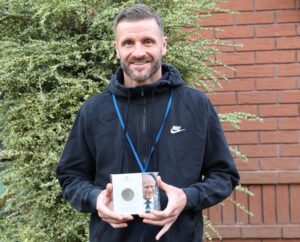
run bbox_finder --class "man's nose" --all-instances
[132,44,146,57]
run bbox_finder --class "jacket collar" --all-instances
[108,64,184,98]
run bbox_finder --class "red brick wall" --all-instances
[200,0,300,241]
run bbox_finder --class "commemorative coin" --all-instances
[121,188,134,201]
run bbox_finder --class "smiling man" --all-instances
[114,17,167,87]
[142,174,159,213]
[56,4,239,242]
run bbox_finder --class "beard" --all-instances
[121,57,162,83]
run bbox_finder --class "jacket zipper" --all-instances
[139,223,145,242]
[141,89,147,165]
[141,89,147,242]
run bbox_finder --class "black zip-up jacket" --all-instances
[56,64,239,242]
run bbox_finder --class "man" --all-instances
[142,174,160,213]
[56,3,239,242]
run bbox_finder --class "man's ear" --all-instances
[162,36,168,56]
[114,41,120,59]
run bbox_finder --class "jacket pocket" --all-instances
[166,213,196,242]
[89,217,109,242]
[162,130,205,185]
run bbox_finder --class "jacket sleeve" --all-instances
[183,99,240,211]
[56,108,102,213]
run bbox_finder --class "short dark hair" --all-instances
[114,4,164,34]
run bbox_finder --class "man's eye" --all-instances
[144,39,153,45]
[123,41,133,47]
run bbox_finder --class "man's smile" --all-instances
[130,60,150,66]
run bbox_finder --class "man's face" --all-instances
[114,19,167,87]
[142,176,156,200]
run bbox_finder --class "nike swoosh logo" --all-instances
[170,128,186,134]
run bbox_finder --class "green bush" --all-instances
[0,0,235,241]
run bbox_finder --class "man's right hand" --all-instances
[96,183,134,228]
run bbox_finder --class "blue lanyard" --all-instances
[112,90,173,173]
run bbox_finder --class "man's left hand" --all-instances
[139,176,187,240]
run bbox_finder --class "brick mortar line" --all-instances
[288,184,292,225]
[213,224,300,239]
[240,171,300,185]
[224,75,300,80]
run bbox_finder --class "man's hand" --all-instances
[139,176,187,240]
[96,183,133,228]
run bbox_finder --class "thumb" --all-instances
[106,183,113,195]
[156,176,170,192]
